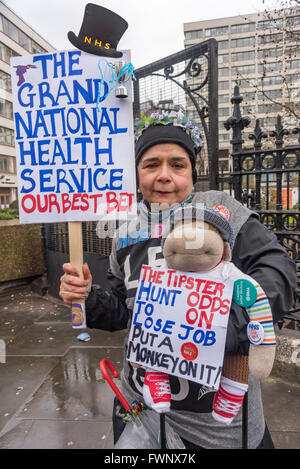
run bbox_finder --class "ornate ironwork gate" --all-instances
[133,39,218,190]
[219,86,300,327]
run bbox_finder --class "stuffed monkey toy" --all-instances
[142,206,276,425]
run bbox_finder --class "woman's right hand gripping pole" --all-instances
[59,262,93,305]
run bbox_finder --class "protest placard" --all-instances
[11,50,136,224]
[127,264,235,389]
[11,49,136,328]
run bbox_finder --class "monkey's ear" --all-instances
[223,242,232,262]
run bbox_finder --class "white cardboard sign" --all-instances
[127,264,234,389]
[11,50,136,223]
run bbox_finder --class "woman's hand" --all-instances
[59,263,92,305]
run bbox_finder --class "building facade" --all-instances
[0,1,55,209]
[184,8,300,173]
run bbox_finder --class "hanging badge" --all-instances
[211,205,231,221]
[233,279,257,307]
[247,322,264,345]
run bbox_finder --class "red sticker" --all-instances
[212,205,231,221]
[181,342,198,361]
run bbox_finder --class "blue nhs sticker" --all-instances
[247,322,264,345]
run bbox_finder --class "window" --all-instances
[219,67,229,77]
[219,107,230,117]
[0,98,13,119]
[219,81,229,90]
[0,42,19,63]
[0,194,9,209]
[231,23,255,34]
[0,43,5,62]
[257,48,282,59]
[259,117,277,127]
[285,115,297,125]
[0,156,8,171]
[187,110,200,121]
[205,26,228,37]
[285,44,298,56]
[0,70,11,92]
[219,94,229,103]
[286,15,300,26]
[194,56,204,65]
[0,126,14,145]
[231,37,255,48]
[19,30,30,50]
[218,40,228,50]
[242,91,256,101]
[232,78,256,88]
[258,33,283,44]
[241,105,255,114]
[285,73,300,84]
[258,18,283,30]
[260,75,283,86]
[258,89,282,100]
[286,30,300,42]
[258,103,282,113]
[232,64,255,75]
[2,15,18,42]
[8,21,19,42]
[231,51,255,62]
[258,62,282,73]
[218,54,229,64]
[185,30,202,40]
[287,59,300,70]
[2,16,9,35]
[0,14,46,54]
[31,41,45,54]
[219,133,230,142]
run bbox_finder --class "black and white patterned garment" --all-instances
[86,190,296,448]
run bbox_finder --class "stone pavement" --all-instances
[0,283,299,449]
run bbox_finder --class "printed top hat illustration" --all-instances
[68,3,128,58]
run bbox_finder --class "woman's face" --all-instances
[137,143,194,207]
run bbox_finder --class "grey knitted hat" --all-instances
[161,205,235,251]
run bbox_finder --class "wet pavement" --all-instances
[0,284,299,449]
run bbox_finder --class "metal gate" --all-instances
[133,39,218,190]
[218,86,300,327]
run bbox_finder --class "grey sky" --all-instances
[4,0,268,68]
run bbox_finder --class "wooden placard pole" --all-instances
[68,221,86,328]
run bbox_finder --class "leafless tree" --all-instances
[234,0,300,130]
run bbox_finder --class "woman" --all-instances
[60,114,297,449]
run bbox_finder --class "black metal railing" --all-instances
[219,86,300,329]
[41,74,300,331]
